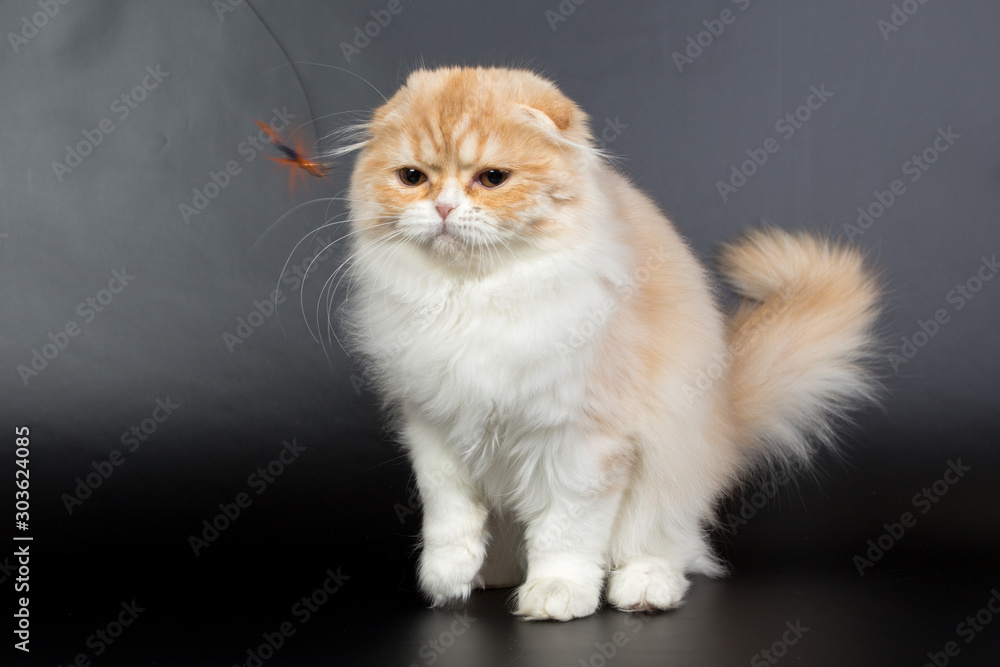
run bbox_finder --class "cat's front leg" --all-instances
[516,440,629,621]
[406,417,489,606]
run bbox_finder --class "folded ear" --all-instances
[518,96,572,131]
[516,89,590,144]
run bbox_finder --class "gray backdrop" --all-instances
[2,1,998,665]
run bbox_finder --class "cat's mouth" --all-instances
[434,221,456,239]
[400,218,510,266]
[427,222,467,254]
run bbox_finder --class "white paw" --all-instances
[418,542,485,606]
[516,577,601,621]
[607,560,690,611]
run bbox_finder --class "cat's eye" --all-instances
[477,169,510,188]
[398,168,427,186]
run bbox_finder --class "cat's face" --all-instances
[348,67,595,271]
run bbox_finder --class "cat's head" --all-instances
[346,67,600,273]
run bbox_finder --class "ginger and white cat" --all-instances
[339,67,879,620]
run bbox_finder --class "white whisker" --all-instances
[298,219,398,347]
[314,228,405,357]
[262,61,388,102]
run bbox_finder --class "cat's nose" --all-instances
[436,203,456,221]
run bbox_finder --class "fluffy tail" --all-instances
[718,228,881,464]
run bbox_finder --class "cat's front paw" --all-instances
[418,542,486,607]
[607,558,690,611]
[516,577,601,621]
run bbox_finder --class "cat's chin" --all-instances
[428,228,466,253]
[418,233,514,272]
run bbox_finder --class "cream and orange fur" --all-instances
[339,67,879,620]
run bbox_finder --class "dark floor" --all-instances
[34,545,1000,666]
[26,425,1000,667]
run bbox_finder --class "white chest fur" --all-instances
[350,239,627,460]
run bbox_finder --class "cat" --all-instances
[336,66,879,621]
